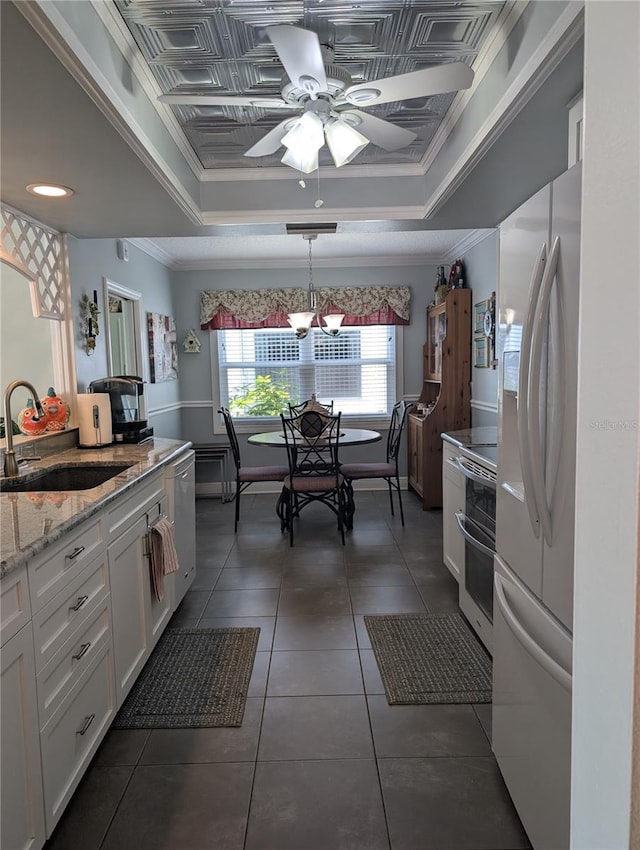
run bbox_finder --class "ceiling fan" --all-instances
[159,24,474,173]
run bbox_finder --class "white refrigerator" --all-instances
[494,164,581,850]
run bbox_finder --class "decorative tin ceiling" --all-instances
[114,0,506,171]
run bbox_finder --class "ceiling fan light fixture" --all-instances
[325,119,369,167]
[282,111,324,153]
[281,146,319,174]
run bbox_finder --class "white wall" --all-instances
[571,3,640,847]
[66,237,181,439]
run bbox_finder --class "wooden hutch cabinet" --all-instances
[407,288,471,509]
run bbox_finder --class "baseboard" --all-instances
[196,477,409,498]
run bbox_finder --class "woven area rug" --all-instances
[113,627,260,728]
[364,613,492,705]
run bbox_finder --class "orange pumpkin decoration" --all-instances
[17,398,48,435]
[42,387,70,431]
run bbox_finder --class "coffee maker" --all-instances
[89,376,153,443]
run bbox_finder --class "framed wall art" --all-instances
[474,336,490,368]
[473,299,490,335]
[147,311,178,382]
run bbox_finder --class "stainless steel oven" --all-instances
[453,447,497,654]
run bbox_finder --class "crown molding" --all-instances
[199,160,426,183]
[90,0,204,179]
[423,1,585,219]
[445,229,496,262]
[419,0,528,175]
[16,1,204,226]
[127,238,174,267]
[199,204,427,226]
[170,254,440,272]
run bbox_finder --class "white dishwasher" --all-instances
[165,450,196,607]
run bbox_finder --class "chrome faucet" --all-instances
[3,380,44,477]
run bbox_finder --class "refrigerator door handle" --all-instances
[528,236,560,547]
[455,512,496,558]
[517,242,547,538]
[495,571,571,693]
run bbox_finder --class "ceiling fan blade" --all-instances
[158,94,295,108]
[244,120,295,157]
[267,25,327,97]
[344,62,474,106]
[339,110,417,151]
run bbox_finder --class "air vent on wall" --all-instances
[286,223,337,236]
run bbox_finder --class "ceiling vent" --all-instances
[286,222,338,236]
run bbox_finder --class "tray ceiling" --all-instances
[114,0,506,171]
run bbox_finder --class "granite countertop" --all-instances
[0,438,192,577]
[441,426,497,448]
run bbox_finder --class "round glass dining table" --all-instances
[248,428,382,448]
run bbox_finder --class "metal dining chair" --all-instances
[288,394,334,416]
[218,407,289,532]
[280,409,346,546]
[340,400,413,527]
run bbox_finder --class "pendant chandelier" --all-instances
[287,235,344,339]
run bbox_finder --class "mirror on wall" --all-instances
[0,261,60,414]
[103,279,145,379]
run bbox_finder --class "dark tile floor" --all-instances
[45,490,531,850]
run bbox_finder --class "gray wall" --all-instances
[67,237,181,438]
[462,232,499,428]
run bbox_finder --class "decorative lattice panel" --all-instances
[1,206,65,319]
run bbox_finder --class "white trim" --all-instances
[181,400,215,409]
[102,279,146,380]
[127,238,174,268]
[198,161,426,183]
[198,205,428,226]
[91,0,203,178]
[470,399,498,413]
[147,401,183,417]
[15,2,204,227]
[424,2,585,219]
[420,0,528,175]
[444,229,497,263]
[196,478,409,499]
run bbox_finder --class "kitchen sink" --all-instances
[0,463,134,492]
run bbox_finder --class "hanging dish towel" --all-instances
[149,516,180,602]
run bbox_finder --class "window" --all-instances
[216,326,397,420]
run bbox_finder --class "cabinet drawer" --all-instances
[0,563,31,646]
[29,516,105,612]
[32,555,109,673]
[106,472,164,542]
[37,599,112,727]
[40,641,115,834]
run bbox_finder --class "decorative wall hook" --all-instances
[80,290,100,354]
[182,329,201,353]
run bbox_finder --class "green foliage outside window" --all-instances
[228,373,296,416]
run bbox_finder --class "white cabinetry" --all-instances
[1,447,196,849]
[165,450,196,607]
[442,441,465,582]
[107,471,170,707]
[1,623,46,850]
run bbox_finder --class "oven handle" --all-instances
[451,457,497,489]
[455,512,496,558]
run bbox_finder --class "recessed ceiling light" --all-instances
[26,183,74,198]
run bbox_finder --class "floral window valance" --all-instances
[200,285,411,330]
